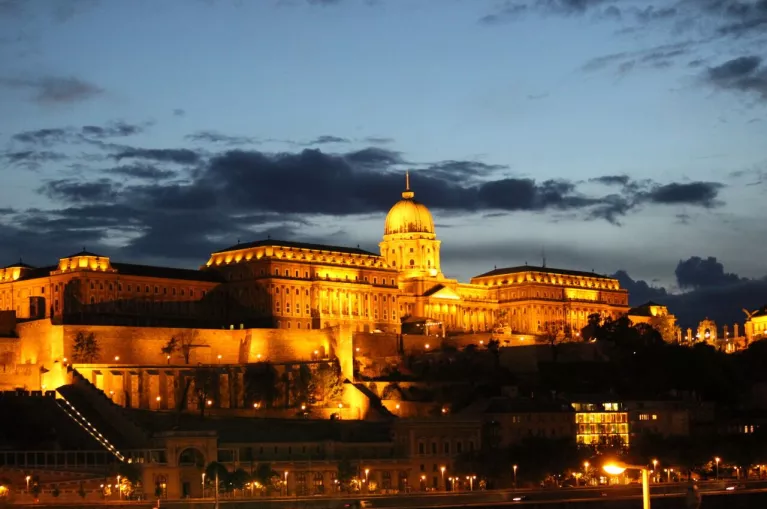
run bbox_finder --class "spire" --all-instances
[402,170,415,199]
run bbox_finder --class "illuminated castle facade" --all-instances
[1,174,630,337]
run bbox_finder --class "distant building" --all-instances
[571,400,629,447]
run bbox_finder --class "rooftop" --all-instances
[213,239,380,257]
[111,262,224,283]
[473,265,615,281]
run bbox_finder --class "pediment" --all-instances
[423,284,461,300]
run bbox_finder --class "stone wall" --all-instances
[353,331,399,358]
[12,320,337,366]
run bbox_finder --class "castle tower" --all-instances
[379,171,442,279]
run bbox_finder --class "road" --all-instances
[12,480,767,508]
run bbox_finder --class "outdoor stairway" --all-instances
[54,397,126,462]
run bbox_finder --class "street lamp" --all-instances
[652,459,658,483]
[201,473,205,498]
[117,475,121,500]
[364,468,370,491]
[715,457,720,480]
[440,466,446,490]
[513,464,518,488]
[284,471,289,496]
[25,475,30,493]
[603,461,650,509]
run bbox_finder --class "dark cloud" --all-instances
[590,174,631,186]
[173,108,186,117]
[306,135,350,145]
[106,164,177,180]
[185,130,256,146]
[675,256,743,289]
[364,136,394,144]
[612,269,669,305]
[614,266,767,328]
[704,55,767,100]
[581,41,695,74]
[0,0,99,22]
[113,147,201,165]
[12,121,146,146]
[40,179,121,204]
[479,1,528,24]
[643,182,723,207]
[0,76,103,104]
[2,150,67,170]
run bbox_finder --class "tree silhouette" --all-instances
[243,362,279,408]
[72,331,100,363]
[160,337,179,363]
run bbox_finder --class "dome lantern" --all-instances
[383,171,435,236]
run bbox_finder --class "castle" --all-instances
[1,173,630,341]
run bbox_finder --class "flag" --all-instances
[39,366,49,374]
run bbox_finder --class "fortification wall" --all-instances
[13,322,333,365]
[353,332,399,358]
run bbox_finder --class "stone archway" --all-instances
[178,447,206,499]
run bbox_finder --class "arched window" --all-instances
[409,259,415,266]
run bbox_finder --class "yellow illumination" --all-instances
[603,464,626,475]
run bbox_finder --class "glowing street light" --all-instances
[440,466,446,489]
[25,475,31,493]
[284,471,289,496]
[117,475,121,500]
[513,464,518,488]
[202,473,206,498]
[715,457,721,480]
[603,461,650,509]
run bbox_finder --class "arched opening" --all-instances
[179,447,205,467]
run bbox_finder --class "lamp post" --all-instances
[117,475,121,500]
[714,457,720,480]
[25,476,30,493]
[583,461,590,486]
[284,471,289,497]
[440,466,446,490]
[513,464,518,488]
[201,473,206,498]
[364,468,370,492]
[652,459,658,482]
[603,461,650,509]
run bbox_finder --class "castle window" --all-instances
[297,323,301,329]
[286,303,291,313]
[305,290,309,296]
[90,282,94,290]
[99,283,104,290]
[274,269,279,276]
[391,279,395,285]
[306,304,310,315]
[163,287,167,295]
[127,284,132,291]
[145,285,150,293]
[41,286,44,294]
[172,288,176,296]
[202,290,206,297]
[90,297,95,304]
[295,271,299,277]
[392,261,396,267]
[275,288,280,294]
[276,302,281,312]
[373,278,377,284]
[285,270,289,276]
[304,271,309,278]
[410,248,414,252]
[410,259,415,266]
[136,285,140,293]
[118,283,122,291]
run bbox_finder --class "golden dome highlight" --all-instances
[384,172,435,235]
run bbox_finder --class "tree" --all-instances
[229,469,250,492]
[648,315,679,343]
[336,458,356,492]
[185,367,218,418]
[254,463,279,494]
[314,360,343,404]
[290,364,313,407]
[77,482,86,499]
[52,484,60,498]
[205,462,230,491]
[160,337,179,363]
[243,362,279,408]
[176,330,207,364]
[72,331,100,363]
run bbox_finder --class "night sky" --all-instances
[1,0,766,326]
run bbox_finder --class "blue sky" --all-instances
[1,0,766,304]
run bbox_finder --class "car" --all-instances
[511,495,528,502]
